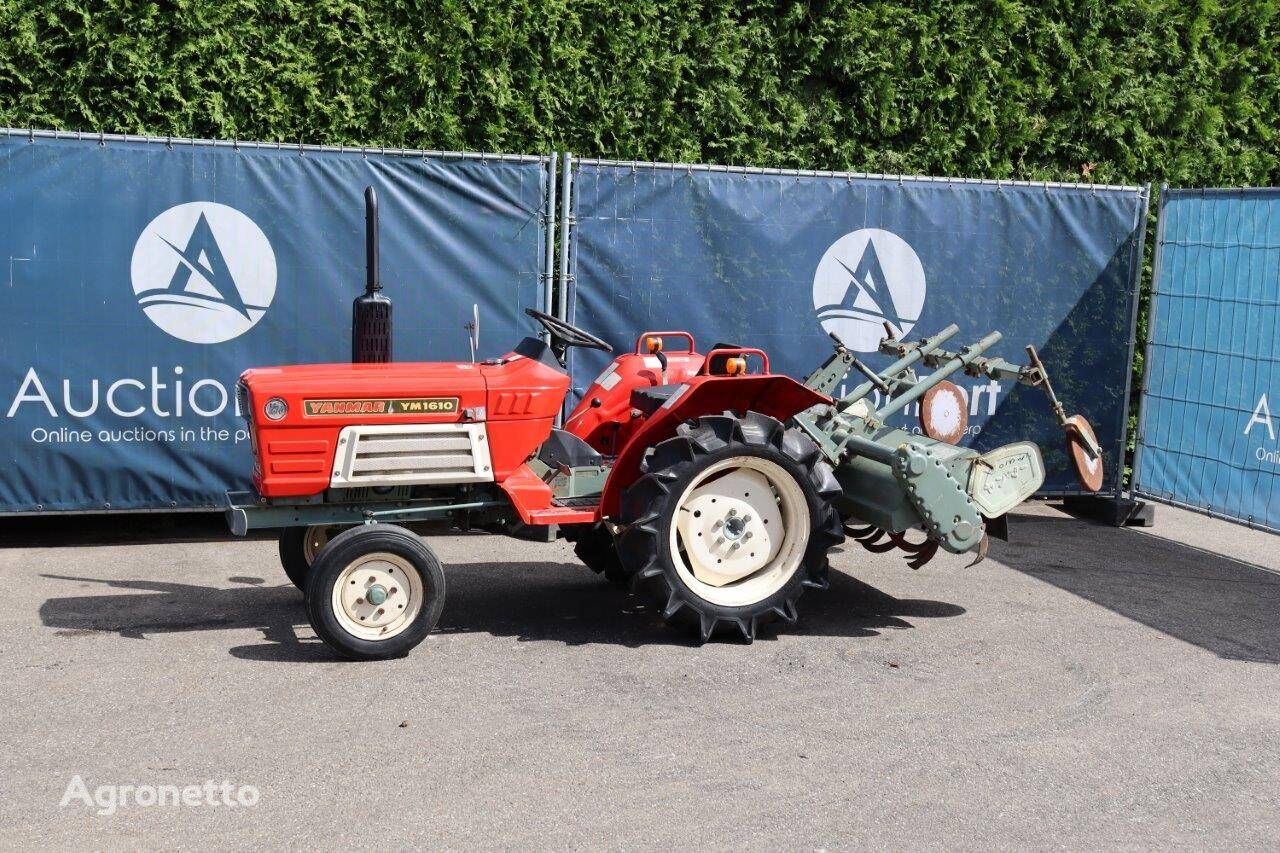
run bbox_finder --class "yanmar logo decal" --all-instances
[303,398,459,417]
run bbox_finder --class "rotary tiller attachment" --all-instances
[796,324,1100,576]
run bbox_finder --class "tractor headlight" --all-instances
[263,397,288,421]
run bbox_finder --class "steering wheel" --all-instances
[524,308,613,363]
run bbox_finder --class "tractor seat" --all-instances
[630,384,683,416]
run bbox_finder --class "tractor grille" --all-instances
[330,423,493,487]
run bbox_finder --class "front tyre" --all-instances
[304,525,445,661]
[278,524,348,591]
[617,412,843,643]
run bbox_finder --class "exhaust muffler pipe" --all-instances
[352,185,393,363]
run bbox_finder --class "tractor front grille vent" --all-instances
[330,423,493,487]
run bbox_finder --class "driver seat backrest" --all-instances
[655,351,705,383]
[629,384,682,417]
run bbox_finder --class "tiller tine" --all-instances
[888,530,940,570]
[859,532,900,553]
[965,534,990,568]
[845,524,899,553]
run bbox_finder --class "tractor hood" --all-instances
[239,353,569,499]
[241,361,487,408]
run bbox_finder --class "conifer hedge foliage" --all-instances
[1,0,1275,187]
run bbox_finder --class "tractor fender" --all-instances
[599,374,830,518]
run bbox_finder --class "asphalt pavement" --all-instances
[2,500,1278,850]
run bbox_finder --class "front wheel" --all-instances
[304,525,446,661]
[617,412,843,643]
[278,524,348,590]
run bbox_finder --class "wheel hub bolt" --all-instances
[723,515,747,540]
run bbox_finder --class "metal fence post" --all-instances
[541,153,558,333]
[1130,183,1169,500]
[1115,182,1153,500]
[556,151,573,323]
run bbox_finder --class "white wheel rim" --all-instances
[302,525,341,565]
[669,455,810,607]
[330,552,424,641]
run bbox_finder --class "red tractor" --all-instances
[229,309,845,659]
[228,188,1095,660]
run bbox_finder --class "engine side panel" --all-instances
[242,353,569,499]
[242,362,489,498]
[480,353,571,479]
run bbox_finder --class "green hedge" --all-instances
[2,0,1275,186]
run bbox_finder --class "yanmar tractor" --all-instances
[226,189,1101,660]
[230,308,848,659]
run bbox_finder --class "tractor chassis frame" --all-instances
[225,490,511,537]
[225,461,611,537]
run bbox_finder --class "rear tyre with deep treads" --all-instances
[616,411,844,643]
[569,523,629,587]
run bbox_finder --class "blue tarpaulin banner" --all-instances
[0,131,548,512]
[1135,188,1280,531]
[568,162,1148,494]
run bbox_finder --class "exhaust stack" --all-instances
[352,185,392,363]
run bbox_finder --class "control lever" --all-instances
[850,357,889,394]
[1025,345,1100,460]
[646,336,668,382]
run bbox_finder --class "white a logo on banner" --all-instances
[131,202,277,344]
[813,228,925,352]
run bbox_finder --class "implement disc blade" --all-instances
[1066,414,1104,492]
[919,381,968,444]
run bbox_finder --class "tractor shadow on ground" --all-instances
[0,512,262,548]
[431,560,965,651]
[37,560,966,662]
[992,506,1280,665]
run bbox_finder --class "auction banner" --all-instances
[1134,188,1280,531]
[567,161,1148,494]
[0,131,548,512]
